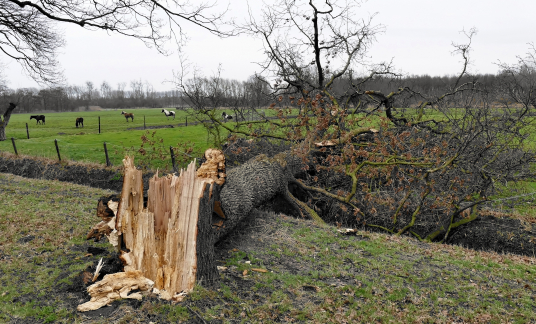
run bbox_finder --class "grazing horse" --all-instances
[222,112,233,122]
[121,111,134,122]
[75,117,84,128]
[162,108,175,119]
[30,115,45,125]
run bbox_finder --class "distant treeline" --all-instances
[0,73,505,114]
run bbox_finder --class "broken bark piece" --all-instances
[96,194,120,222]
[86,221,112,241]
[213,201,226,219]
[77,270,154,312]
[81,271,93,285]
[87,199,119,247]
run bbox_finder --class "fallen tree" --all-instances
[82,148,323,310]
[82,144,536,311]
[174,4,536,246]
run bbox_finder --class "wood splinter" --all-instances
[77,270,154,312]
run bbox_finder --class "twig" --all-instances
[187,306,207,324]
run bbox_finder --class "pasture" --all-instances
[0,106,294,169]
[0,108,220,169]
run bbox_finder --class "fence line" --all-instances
[6,137,189,171]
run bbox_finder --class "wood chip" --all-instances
[251,268,268,273]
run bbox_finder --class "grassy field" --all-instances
[0,108,218,169]
[0,173,535,323]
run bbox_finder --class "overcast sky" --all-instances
[4,0,536,91]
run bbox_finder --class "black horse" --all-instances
[30,115,45,125]
[76,117,84,128]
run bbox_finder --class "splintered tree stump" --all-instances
[84,150,310,309]
[115,156,218,300]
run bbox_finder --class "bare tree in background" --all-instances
[84,81,94,110]
[497,43,536,110]
[100,81,112,101]
[1,0,235,85]
[130,79,145,107]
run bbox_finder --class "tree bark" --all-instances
[0,103,17,141]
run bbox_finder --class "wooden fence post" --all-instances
[11,137,18,155]
[26,123,29,139]
[185,117,187,127]
[98,116,101,134]
[144,116,146,130]
[170,146,177,173]
[54,139,61,161]
[104,142,112,167]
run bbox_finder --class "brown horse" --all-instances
[121,111,134,122]
[75,117,84,128]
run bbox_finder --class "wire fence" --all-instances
[7,136,185,172]
[21,116,193,136]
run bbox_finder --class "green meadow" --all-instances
[0,108,216,168]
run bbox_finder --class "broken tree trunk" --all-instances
[216,154,302,241]
[115,156,218,300]
[84,150,323,308]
